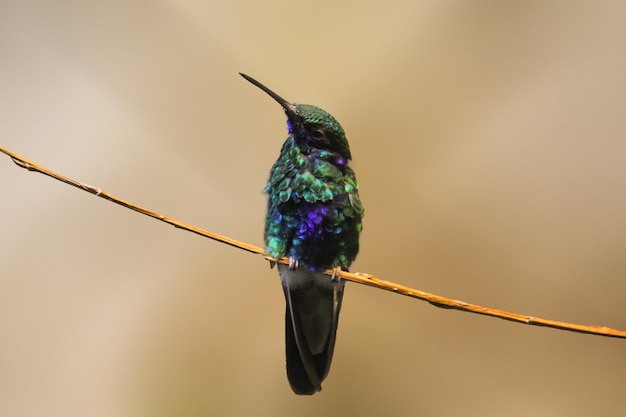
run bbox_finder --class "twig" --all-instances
[1,145,625,339]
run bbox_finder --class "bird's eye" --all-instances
[312,129,326,140]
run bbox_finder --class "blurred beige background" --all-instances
[1,1,625,416]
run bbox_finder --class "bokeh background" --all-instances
[1,1,625,416]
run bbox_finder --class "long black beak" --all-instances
[240,73,298,119]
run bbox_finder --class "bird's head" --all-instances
[241,73,351,161]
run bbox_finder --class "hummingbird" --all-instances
[240,73,364,395]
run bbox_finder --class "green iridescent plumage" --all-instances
[263,104,364,270]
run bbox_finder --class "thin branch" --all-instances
[2,145,625,339]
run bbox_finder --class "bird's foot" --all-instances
[330,267,342,282]
[288,257,299,270]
